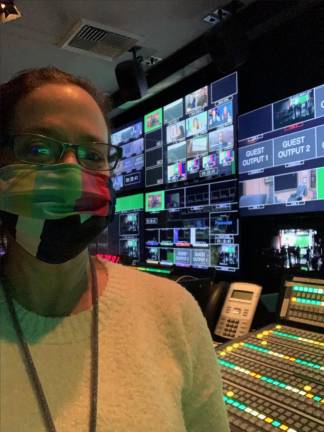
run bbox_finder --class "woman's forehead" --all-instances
[12,83,108,141]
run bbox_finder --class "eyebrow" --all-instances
[21,127,105,143]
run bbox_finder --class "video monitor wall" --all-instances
[111,120,144,193]
[144,72,238,188]
[238,84,324,216]
[144,179,239,272]
[106,193,144,265]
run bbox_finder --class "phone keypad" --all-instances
[223,319,239,338]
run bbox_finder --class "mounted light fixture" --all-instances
[0,0,22,24]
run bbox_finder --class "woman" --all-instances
[0,67,230,432]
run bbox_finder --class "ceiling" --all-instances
[0,0,256,117]
[1,0,322,120]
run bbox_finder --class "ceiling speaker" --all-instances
[115,59,148,101]
[204,16,249,73]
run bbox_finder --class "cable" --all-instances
[175,274,198,284]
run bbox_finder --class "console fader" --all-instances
[215,276,324,432]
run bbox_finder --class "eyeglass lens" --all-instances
[13,135,118,171]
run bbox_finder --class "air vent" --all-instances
[58,19,143,61]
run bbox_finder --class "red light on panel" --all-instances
[284,122,303,132]
[96,254,121,263]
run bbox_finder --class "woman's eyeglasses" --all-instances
[3,133,123,172]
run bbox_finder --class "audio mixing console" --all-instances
[214,276,324,432]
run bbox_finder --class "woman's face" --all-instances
[1,83,108,167]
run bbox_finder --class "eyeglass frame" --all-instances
[0,133,123,172]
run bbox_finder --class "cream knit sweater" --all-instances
[0,259,230,432]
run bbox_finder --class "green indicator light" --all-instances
[313,396,321,402]
[137,267,171,275]
[272,420,281,427]
[239,404,246,410]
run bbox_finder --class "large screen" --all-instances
[111,120,144,193]
[260,228,321,272]
[144,73,238,188]
[238,84,324,216]
[144,179,239,272]
[106,193,144,265]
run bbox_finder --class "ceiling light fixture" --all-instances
[0,0,22,24]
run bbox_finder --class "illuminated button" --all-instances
[226,391,234,397]
[272,420,281,427]
[219,352,226,356]
[306,393,314,398]
[287,429,297,432]
[304,385,312,392]
[258,414,266,420]
[279,426,288,431]
[276,325,282,329]
[265,417,273,423]
[261,341,267,345]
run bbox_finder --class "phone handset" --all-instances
[214,282,262,339]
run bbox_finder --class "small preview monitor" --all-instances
[145,190,165,212]
[185,111,208,138]
[208,100,233,130]
[164,98,184,125]
[166,120,186,144]
[167,161,187,183]
[167,141,186,164]
[185,85,208,115]
[119,213,139,235]
[144,108,163,133]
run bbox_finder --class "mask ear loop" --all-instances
[0,215,8,278]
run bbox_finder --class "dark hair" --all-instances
[0,66,112,139]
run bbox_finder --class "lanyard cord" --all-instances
[2,255,99,432]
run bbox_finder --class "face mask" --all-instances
[0,163,115,264]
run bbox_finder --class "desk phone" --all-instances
[214,282,262,339]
